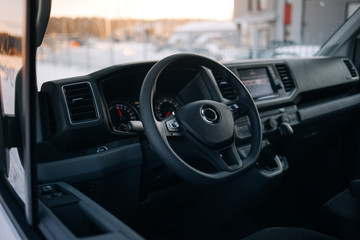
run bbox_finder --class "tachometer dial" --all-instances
[155,96,180,120]
[108,103,138,132]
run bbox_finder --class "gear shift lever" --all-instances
[278,122,294,139]
[269,122,294,142]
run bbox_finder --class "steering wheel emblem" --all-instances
[201,106,220,124]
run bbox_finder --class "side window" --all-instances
[0,0,25,202]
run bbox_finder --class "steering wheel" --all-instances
[140,53,262,185]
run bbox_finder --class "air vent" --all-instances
[63,82,98,123]
[343,59,358,78]
[212,71,237,100]
[275,64,295,92]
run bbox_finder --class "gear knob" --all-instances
[278,122,294,138]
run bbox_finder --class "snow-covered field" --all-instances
[36,39,250,85]
[36,40,180,84]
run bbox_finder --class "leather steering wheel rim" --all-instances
[140,53,262,185]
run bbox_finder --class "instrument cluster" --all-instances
[108,96,181,132]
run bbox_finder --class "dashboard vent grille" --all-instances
[212,71,237,100]
[63,82,98,123]
[275,64,295,92]
[343,59,358,78]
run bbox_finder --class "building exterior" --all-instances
[233,0,360,52]
[302,0,360,44]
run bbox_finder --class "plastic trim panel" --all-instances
[37,143,142,183]
[298,94,360,121]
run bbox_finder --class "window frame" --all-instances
[0,0,41,238]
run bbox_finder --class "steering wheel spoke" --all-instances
[207,143,243,172]
[202,149,232,172]
[182,133,243,173]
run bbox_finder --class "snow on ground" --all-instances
[36,39,252,87]
[36,40,182,86]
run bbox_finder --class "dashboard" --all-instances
[101,65,282,133]
[104,66,280,133]
[37,57,360,184]
[98,61,295,137]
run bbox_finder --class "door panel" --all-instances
[0,0,25,203]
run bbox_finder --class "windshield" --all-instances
[36,0,360,86]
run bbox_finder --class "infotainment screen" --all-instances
[237,68,274,98]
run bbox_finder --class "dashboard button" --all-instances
[228,103,239,111]
[166,119,180,132]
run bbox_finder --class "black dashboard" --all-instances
[37,56,360,184]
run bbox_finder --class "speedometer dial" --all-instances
[108,103,138,132]
[155,96,180,120]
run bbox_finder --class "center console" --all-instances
[224,62,299,141]
[228,64,300,178]
[235,105,299,140]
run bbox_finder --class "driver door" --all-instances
[0,0,43,238]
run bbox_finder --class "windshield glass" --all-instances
[36,0,360,86]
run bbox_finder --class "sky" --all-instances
[0,0,24,35]
[51,0,234,20]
